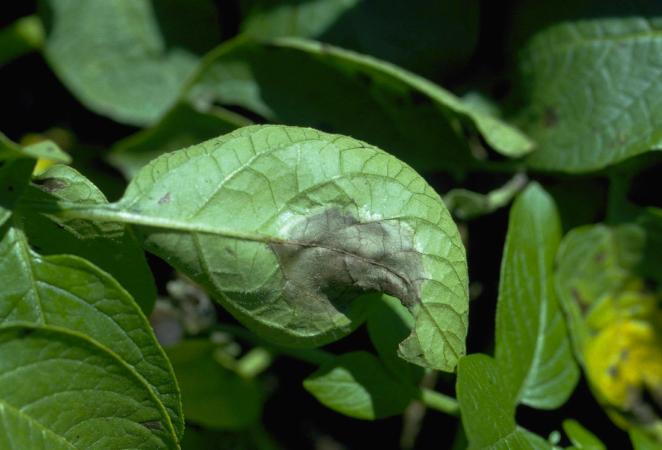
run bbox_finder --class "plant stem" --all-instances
[0,16,44,66]
[419,388,459,416]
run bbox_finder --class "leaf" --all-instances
[554,224,645,360]
[18,165,157,313]
[563,419,605,450]
[494,183,579,409]
[444,173,528,220]
[0,159,34,228]
[109,103,250,179]
[630,427,662,450]
[50,125,469,371]
[0,15,44,66]
[240,0,479,77]
[0,324,178,449]
[518,17,662,172]
[41,0,221,125]
[303,351,416,420]
[456,354,553,450]
[0,222,183,439]
[185,38,532,171]
[166,339,262,429]
[366,295,424,384]
[0,132,70,164]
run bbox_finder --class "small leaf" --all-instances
[366,295,424,384]
[41,0,221,125]
[495,183,579,409]
[185,38,532,172]
[109,103,250,179]
[563,419,605,450]
[166,339,262,429]
[303,351,416,420]
[0,132,70,164]
[78,125,468,371]
[518,17,662,172]
[444,173,528,220]
[0,324,178,449]
[18,165,157,313]
[456,354,552,450]
[0,223,183,439]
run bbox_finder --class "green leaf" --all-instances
[41,0,221,125]
[444,173,528,220]
[166,339,262,429]
[185,38,532,171]
[518,17,662,172]
[0,223,183,440]
[554,224,645,360]
[0,159,35,227]
[0,15,44,66]
[18,165,157,313]
[456,354,553,450]
[240,0,479,77]
[109,103,250,179]
[303,351,416,420]
[563,419,605,450]
[495,183,579,409]
[630,427,662,450]
[366,295,424,384]
[0,132,70,164]
[0,324,178,449]
[47,125,469,371]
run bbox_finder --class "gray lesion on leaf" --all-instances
[270,208,425,315]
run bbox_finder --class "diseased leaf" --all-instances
[554,224,645,360]
[109,103,250,179]
[0,324,178,449]
[185,38,532,171]
[0,222,183,440]
[495,183,579,409]
[518,17,662,172]
[41,0,221,125]
[18,165,157,313]
[166,339,262,430]
[563,419,606,450]
[43,125,469,371]
[303,351,416,420]
[456,354,553,450]
[240,0,479,77]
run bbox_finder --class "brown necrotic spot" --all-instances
[270,208,425,315]
[34,177,69,193]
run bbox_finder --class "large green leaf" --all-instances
[0,324,178,449]
[456,354,552,450]
[240,0,479,77]
[303,351,416,420]
[41,0,221,125]
[166,339,262,430]
[518,17,662,172]
[0,222,183,440]
[43,125,469,371]
[494,183,579,408]
[184,38,532,171]
[18,165,157,312]
[109,103,250,179]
